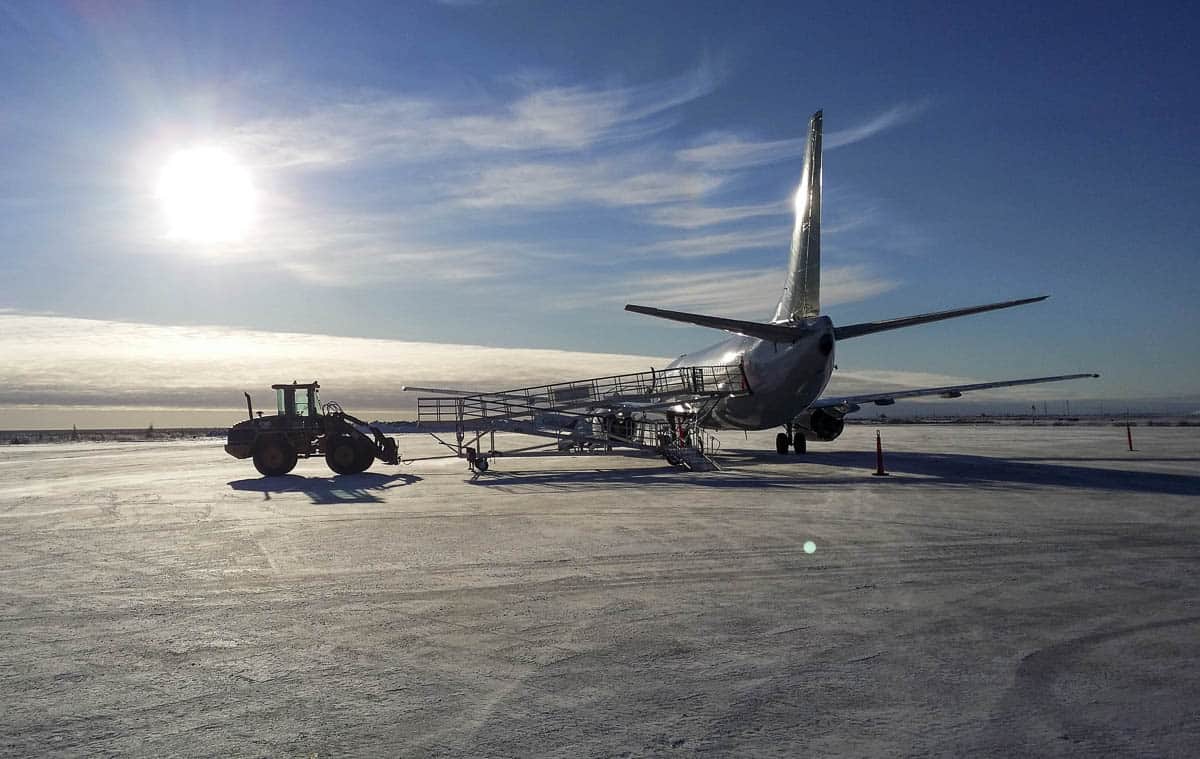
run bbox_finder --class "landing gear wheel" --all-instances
[793,433,807,454]
[326,434,366,475]
[254,439,297,477]
[775,432,790,455]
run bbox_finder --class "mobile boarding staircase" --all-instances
[414,364,752,472]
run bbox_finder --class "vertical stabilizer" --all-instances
[771,110,823,322]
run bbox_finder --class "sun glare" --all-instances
[156,147,255,243]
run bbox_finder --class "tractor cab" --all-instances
[273,382,321,419]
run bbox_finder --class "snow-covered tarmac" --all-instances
[2,425,1198,757]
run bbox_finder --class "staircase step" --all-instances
[665,444,720,472]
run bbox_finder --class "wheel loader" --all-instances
[224,382,400,476]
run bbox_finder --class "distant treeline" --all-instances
[3,428,226,445]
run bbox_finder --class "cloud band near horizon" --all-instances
[0,312,1122,430]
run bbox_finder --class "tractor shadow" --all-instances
[228,471,422,504]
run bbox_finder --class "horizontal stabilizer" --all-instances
[834,296,1048,340]
[811,372,1100,413]
[625,304,805,342]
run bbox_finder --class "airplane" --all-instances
[623,110,1096,454]
[410,111,1097,464]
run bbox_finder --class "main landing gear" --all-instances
[775,423,807,455]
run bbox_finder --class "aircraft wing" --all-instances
[809,372,1099,414]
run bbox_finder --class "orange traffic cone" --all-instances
[872,430,888,476]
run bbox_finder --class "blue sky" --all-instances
[1,1,1197,422]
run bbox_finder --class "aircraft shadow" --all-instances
[720,448,1200,496]
[228,471,422,504]
[999,456,1200,463]
[468,449,1200,496]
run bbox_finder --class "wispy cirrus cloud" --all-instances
[453,157,725,209]
[824,101,930,149]
[153,67,736,285]
[676,101,930,171]
[129,197,530,287]
[138,68,927,304]
[632,191,916,261]
[230,67,719,170]
[579,264,898,319]
[642,200,786,229]
[639,228,784,258]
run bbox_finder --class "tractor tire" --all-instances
[793,432,807,454]
[254,438,298,477]
[325,434,363,475]
[775,432,789,454]
[353,437,376,473]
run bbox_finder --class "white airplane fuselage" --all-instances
[667,316,836,430]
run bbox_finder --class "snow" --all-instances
[2,426,1198,756]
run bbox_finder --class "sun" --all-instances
[156,146,255,243]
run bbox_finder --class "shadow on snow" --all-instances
[468,448,1200,496]
[228,471,422,504]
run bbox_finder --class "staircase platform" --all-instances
[410,364,748,468]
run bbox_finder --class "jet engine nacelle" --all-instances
[794,408,845,442]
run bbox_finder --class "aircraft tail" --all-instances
[771,110,823,323]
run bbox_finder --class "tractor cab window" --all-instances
[275,385,319,417]
[295,388,318,417]
[276,388,290,416]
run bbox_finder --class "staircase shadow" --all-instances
[469,467,861,492]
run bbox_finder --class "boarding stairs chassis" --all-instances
[661,432,722,472]
[415,365,748,465]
